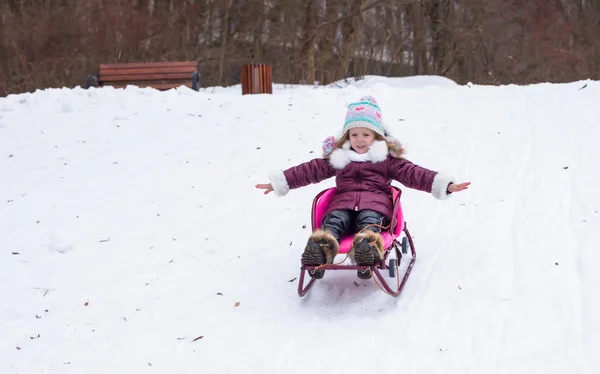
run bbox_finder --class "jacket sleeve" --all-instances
[269,158,336,197]
[388,158,455,200]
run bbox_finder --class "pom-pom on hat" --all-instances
[342,95,385,137]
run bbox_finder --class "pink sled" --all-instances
[298,186,417,297]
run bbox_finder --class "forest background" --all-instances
[1,0,599,96]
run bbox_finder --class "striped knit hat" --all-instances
[342,95,385,137]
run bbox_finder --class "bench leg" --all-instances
[85,74,98,89]
[192,71,200,91]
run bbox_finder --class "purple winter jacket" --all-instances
[270,140,451,220]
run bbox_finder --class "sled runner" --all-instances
[298,186,417,297]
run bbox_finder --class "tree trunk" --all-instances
[253,0,264,61]
[409,1,428,75]
[299,0,316,84]
[218,0,234,86]
[341,1,363,80]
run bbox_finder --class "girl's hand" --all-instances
[448,182,471,193]
[255,183,274,195]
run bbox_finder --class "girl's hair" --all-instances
[334,132,350,149]
[333,132,405,157]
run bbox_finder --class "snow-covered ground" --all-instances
[1,76,599,373]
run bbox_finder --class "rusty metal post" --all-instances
[241,63,272,95]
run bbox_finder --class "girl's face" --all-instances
[348,127,376,154]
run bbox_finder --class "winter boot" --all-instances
[301,229,340,279]
[349,231,385,280]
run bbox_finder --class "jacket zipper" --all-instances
[355,163,361,210]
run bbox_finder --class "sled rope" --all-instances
[357,223,390,234]
[367,241,402,296]
[312,252,352,272]
[369,262,401,297]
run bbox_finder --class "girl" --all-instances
[256,96,470,279]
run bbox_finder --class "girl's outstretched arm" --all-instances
[389,158,469,200]
[258,158,336,197]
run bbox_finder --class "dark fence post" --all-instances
[241,63,272,95]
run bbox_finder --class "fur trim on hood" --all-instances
[322,135,405,169]
[328,140,390,169]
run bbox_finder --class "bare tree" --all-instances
[2,0,600,96]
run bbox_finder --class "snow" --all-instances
[328,74,459,90]
[1,76,599,373]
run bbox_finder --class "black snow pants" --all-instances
[321,209,389,241]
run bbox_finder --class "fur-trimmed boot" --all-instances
[301,229,340,279]
[349,231,385,280]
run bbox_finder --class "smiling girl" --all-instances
[256,95,470,279]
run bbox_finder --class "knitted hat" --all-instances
[323,95,404,159]
[342,95,385,137]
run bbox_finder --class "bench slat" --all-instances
[101,73,194,82]
[100,66,197,76]
[99,62,197,70]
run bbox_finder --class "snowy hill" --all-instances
[1,77,599,373]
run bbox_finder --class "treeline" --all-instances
[1,0,599,96]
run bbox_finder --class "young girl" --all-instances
[256,96,470,279]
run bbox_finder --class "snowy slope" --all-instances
[1,77,599,373]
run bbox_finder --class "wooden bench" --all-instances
[85,61,200,91]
